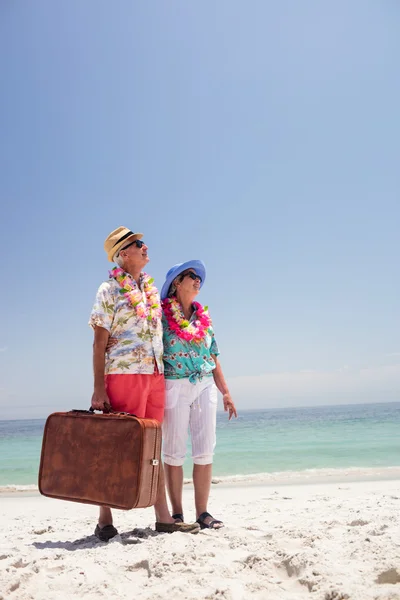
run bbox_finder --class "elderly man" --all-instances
[89,226,199,540]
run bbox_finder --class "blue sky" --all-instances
[0,1,399,419]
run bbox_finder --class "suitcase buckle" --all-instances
[151,459,159,466]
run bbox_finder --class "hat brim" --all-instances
[107,232,143,262]
[160,260,206,300]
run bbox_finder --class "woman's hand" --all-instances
[223,393,237,420]
[106,336,118,353]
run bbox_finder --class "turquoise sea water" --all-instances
[1,402,400,488]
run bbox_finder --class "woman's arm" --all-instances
[211,355,238,420]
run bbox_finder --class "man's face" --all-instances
[119,238,149,269]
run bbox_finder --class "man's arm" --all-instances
[91,325,112,411]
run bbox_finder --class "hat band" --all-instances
[112,230,135,248]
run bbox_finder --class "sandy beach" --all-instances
[1,477,400,600]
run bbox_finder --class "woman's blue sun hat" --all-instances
[160,260,206,300]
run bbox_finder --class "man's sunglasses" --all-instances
[120,239,146,251]
[181,271,202,283]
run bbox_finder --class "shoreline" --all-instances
[2,465,400,497]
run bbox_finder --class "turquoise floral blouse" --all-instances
[162,305,220,383]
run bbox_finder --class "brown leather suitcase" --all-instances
[38,409,161,509]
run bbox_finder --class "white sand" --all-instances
[1,479,400,600]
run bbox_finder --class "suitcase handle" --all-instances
[69,408,137,417]
[89,407,138,417]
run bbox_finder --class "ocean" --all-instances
[1,402,400,490]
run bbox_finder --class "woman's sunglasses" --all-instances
[181,271,202,283]
[120,239,146,251]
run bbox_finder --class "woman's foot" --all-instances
[172,513,184,523]
[196,511,224,530]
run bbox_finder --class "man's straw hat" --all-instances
[104,226,143,263]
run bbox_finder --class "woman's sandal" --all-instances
[196,511,224,530]
[172,513,184,523]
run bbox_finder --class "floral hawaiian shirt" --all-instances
[89,273,164,375]
[162,306,219,383]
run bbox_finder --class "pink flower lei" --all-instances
[109,267,162,322]
[162,297,211,343]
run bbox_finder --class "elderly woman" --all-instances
[160,260,237,529]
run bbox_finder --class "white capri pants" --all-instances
[162,377,218,466]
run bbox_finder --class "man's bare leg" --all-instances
[98,506,113,528]
[95,506,118,541]
[164,463,184,518]
[154,462,178,523]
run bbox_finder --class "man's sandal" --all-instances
[155,521,200,534]
[94,524,119,541]
[196,511,224,530]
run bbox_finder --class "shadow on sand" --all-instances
[32,527,160,551]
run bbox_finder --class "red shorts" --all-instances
[105,373,165,423]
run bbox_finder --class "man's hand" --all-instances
[223,393,237,420]
[106,336,118,353]
[91,389,112,412]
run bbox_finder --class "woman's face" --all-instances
[176,269,202,297]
